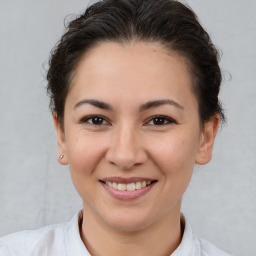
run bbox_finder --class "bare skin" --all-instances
[80,200,182,256]
[53,42,219,256]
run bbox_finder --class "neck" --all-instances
[80,203,183,256]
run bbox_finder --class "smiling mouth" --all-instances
[100,180,157,191]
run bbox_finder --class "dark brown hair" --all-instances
[47,0,225,128]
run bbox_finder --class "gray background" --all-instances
[0,0,255,255]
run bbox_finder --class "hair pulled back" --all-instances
[47,0,224,128]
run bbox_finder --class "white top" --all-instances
[0,211,233,256]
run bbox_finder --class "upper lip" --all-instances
[100,177,157,184]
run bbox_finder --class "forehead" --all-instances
[67,41,197,109]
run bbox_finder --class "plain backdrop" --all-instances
[0,1,255,255]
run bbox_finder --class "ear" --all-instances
[52,113,69,165]
[195,115,220,165]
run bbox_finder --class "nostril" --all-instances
[106,153,139,169]
[105,139,148,169]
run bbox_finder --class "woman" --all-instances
[0,0,233,255]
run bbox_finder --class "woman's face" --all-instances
[55,42,218,231]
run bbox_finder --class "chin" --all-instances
[108,218,150,232]
[101,209,155,232]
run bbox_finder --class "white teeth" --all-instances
[112,182,118,189]
[105,181,152,191]
[135,181,141,189]
[106,181,112,187]
[117,183,126,191]
[127,183,136,191]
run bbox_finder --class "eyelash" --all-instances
[80,115,110,126]
[144,115,177,126]
[79,115,177,127]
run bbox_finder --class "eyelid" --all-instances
[79,114,111,126]
[144,115,177,126]
[79,114,176,127]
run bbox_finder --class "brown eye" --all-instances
[152,117,166,125]
[81,115,109,126]
[146,115,176,126]
[90,116,104,125]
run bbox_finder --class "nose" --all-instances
[105,124,147,170]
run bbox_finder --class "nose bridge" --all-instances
[106,122,146,169]
[118,122,135,147]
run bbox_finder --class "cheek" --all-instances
[151,133,198,173]
[150,135,198,207]
[66,133,107,190]
[148,130,200,200]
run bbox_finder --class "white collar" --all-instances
[65,211,90,255]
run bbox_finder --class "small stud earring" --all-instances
[59,154,64,159]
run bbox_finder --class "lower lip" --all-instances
[101,182,156,200]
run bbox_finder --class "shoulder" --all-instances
[178,214,233,256]
[0,222,67,256]
[193,234,233,256]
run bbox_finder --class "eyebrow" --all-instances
[139,99,184,111]
[73,99,113,110]
[73,98,184,111]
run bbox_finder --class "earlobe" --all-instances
[52,113,69,165]
[195,115,220,165]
